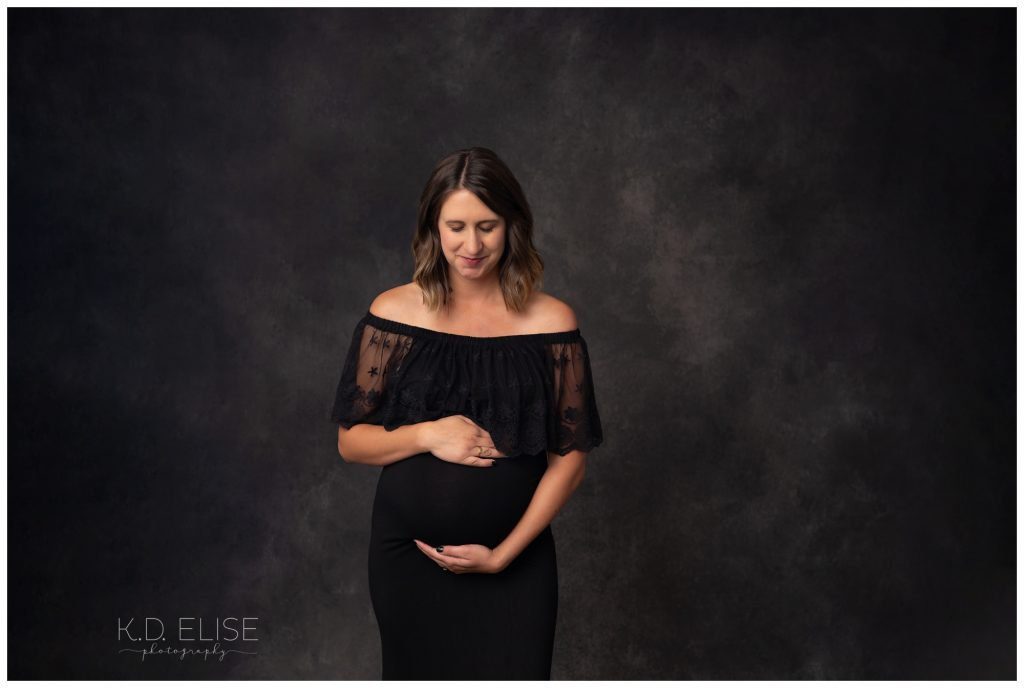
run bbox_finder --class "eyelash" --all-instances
[450,227,495,233]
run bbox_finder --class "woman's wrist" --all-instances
[490,544,515,572]
[415,420,436,454]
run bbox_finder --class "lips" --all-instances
[461,256,485,264]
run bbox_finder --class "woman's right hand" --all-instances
[420,415,507,467]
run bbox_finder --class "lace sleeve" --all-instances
[547,335,604,456]
[330,317,414,428]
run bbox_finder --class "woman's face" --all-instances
[437,189,506,280]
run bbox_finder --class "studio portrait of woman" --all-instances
[329,146,604,680]
[4,4,1015,682]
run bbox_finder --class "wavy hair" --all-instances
[411,147,544,313]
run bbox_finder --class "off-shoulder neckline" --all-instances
[363,310,582,344]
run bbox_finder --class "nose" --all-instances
[463,231,482,254]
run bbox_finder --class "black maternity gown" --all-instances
[329,310,604,680]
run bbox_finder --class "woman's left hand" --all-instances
[413,539,507,574]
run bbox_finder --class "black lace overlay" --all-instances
[547,336,604,456]
[330,311,604,457]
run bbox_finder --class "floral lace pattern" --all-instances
[330,311,604,457]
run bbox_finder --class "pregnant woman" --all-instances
[330,147,604,680]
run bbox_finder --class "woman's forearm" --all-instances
[337,421,434,466]
[492,451,587,570]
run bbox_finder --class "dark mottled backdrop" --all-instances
[8,7,1014,680]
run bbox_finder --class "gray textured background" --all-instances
[8,7,1014,680]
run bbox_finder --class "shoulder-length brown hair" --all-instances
[411,146,544,313]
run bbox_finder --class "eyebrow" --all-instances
[443,219,500,225]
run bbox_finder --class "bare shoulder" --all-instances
[368,282,420,321]
[530,291,579,332]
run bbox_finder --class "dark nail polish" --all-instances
[435,545,444,553]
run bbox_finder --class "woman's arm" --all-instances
[337,421,435,466]
[491,450,587,570]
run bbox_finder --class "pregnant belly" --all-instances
[372,452,547,548]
